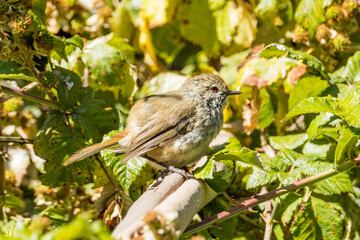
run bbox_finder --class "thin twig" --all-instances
[263,198,279,240]
[0,85,59,109]
[94,154,121,193]
[182,160,357,236]
[0,136,34,144]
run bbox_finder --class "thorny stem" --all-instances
[0,85,60,109]
[182,160,358,237]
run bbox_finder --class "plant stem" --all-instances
[182,160,357,237]
[0,85,59,109]
[0,136,34,144]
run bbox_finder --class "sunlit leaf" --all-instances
[297,161,354,195]
[259,44,330,80]
[334,125,360,162]
[307,113,338,140]
[269,133,308,150]
[285,97,339,121]
[290,202,316,240]
[288,75,329,110]
[311,197,345,240]
[344,51,360,83]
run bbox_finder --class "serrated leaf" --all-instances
[212,138,263,169]
[259,44,330,80]
[194,157,234,192]
[311,197,345,240]
[0,73,37,82]
[82,39,135,103]
[246,168,277,190]
[54,67,82,110]
[290,202,316,240]
[294,0,331,37]
[337,88,360,128]
[100,130,154,199]
[335,125,360,162]
[178,0,219,57]
[297,161,354,195]
[288,75,329,110]
[285,97,339,121]
[344,51,360,83]
[269,133,308,150]
[34,111,94,187]
[274,193,302,225]
[307,113,338,140]
[280,147,303,165]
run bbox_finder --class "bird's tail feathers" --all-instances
[63,131,127,166]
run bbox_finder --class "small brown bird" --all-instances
[64,74,241,169]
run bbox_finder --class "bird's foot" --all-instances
[167,165,195,179]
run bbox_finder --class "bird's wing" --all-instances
[120,93,195,163]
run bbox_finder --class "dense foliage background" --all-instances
[1,0,360,239]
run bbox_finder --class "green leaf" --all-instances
[1,191,24,210]
[194,157,235,192]
[258,96,275,129]
[0,61,31,75]
[178,0,220,57]
[290,202,317,240]
[288,75,329,110]
[246,168,277,190]
[212,138,263,169]
[294,0,331,37]
[307,113,338,140]
[40,206,68,221]
[0,73,37,82]
[34,111,93,187]
[32,0,47,24]
[202,197,238,239]
[274,193,302,225]
[151,24,186,65]
[344,51,360,83]
[43,213,112,240]
[337,88,360,128]
[100,131,154,199]
[297,161,354,195]
[302,139,332,158]
[269,133,308,150]
[259,44,330,80]
[311,197,345,240]
[285,97,339,121]
[335,125,360,162]
[54,67,82,110]
[82,38,135,104]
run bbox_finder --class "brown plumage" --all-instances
[64,74,241,168]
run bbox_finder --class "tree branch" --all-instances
[183,160,358,236]
[0,136,34,144]
[0,85,59,109]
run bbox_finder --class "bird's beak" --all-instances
[227,90,242,95]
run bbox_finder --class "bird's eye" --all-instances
[211,86,218,93]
